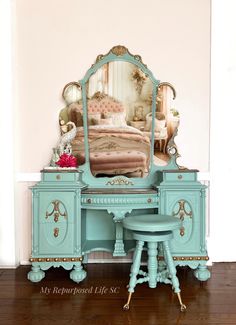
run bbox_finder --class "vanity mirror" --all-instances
[59,45,180,181]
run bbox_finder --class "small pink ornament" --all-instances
[56,153,77,168]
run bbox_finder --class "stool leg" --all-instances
[163,241,186,312]
[123,240,144,310]
[147,241,158,288]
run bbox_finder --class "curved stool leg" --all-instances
[147,241,158,288]
[163,241,186,312]
[123,240,144,310]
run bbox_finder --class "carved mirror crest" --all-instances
[59,45,180,178]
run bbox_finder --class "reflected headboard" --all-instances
[67,95,125,127]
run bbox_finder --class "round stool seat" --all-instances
[133,230,173,242]
[123,214,181,232]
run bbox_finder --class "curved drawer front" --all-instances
[81,193,159,209]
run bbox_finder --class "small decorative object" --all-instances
[59,119,69,135]
[170,108,180,118]
[50,148,60,167]
[56,153,77,168]
[131,68,147,94]
[58,121,77,155]
[168,146,177,155]
[133,105,144,121]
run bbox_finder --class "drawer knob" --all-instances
[178,175,183,180]
[54,227,59,237]
[87,198,92,204]
[56,175,61,180]
[147,198,152,203]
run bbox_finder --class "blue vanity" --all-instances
[27,46,210,283]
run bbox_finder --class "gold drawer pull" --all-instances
[147,198,152,203]
[56,175,61,180]
[54,228,59,237]
[178,175,183,180]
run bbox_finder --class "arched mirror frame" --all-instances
[64,46,180,188]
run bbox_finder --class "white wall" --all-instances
[15,0,210,173]
[1,0,211,266]
[0,0,16,267]
[209,0,236,261]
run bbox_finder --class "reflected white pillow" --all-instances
[94,118,113,126]
[104,112,126,127]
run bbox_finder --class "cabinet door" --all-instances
[36,191,77,256]
[160,190,203,255]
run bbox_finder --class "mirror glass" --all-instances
[58,54,180,174]
[84,61,154,178]
[153,85,179,166]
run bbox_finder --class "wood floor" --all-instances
[0,263,236,325]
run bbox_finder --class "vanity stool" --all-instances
[122,214,186,312]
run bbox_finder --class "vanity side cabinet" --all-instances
[158,170,210,281]
[27,170,87,283]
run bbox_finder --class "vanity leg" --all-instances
[194,264,211,281]
[27,264,45,283]
[69,262,87,283]
[113,221,126,256]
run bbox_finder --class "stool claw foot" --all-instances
[177,292,186,312]
[123,292,132,311]
[180,304,187,312]
[123,303,130,311]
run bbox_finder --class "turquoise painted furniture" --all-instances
[28,46,210,283]
[122,214,186,311]
[27,170,87,283]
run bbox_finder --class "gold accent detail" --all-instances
[54,228,59,237]
[178,175,183,180]
[180,226,185,236]
[158,82,176,100]
[29,257,83,262]
[158,256,209,261]
[173,200,192,236]
[123,292,133,310]
[106,177,134,186]
[46,200,67,221]
[176,292,187,312]
[95,45,147,67]
[56,174,61,180]
[111,45,128,56]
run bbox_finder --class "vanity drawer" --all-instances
[163,172,197,182]
[81,192,159,208]
[42,171,79,182]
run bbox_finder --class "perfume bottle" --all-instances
[50,148,60,167]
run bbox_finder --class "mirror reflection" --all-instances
[59,59,179,177]
[83,61,153,178]
[153,84,179,166]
